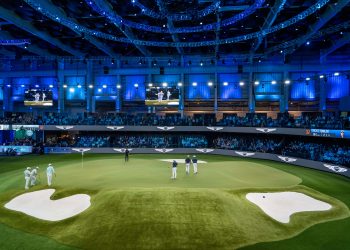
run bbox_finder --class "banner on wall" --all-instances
[305,129,350,139]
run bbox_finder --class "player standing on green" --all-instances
[171,160,178,180]
[192,155,198,174]
[185,155,191,175]
[125,149,129,162]
[46,163,56,186]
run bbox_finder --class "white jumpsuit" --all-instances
[24,169,31,190]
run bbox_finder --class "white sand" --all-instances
[246,192,332,223]
[160,159,207,163]
[5,189,90,221]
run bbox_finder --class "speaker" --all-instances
[160,66,164,75]
[237,65,243,73]
[103,66,109,74]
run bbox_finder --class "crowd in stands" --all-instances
[0,112,349,129]
[45,134,208,148]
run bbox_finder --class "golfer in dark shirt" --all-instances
[185,155,191,174]
[171,160,177,179]
[125,149,129,162]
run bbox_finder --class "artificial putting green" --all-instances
[0,154,349,250]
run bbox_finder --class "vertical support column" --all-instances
[280,71,289,113]
[319,78,326,111]
[248,70,255,112]
[179,72,185,117]
[86,60,93,113]
[57,59,65,113]
[214,72,218,115]
[116,74,121,112]
[3,78,12,112]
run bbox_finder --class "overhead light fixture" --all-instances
[162,82,168,87]
[88,85,93,89]
[117,84,121,89]
[271,80,277,84]
[306,41,310,45]
[192,82,197,86]
[49,84,54,88]
[102,84,107,88]
[223,82,228,86]
[6,84,11,88]
[134,83,139,88]
[284,80,291,84]
[63,84,67,88]
[239,81,245,86]
[148,83,153,87]
[21,84,25,88]
[77,84,82,88]
[177,82,183,87]
[35,84,39,88]
[254,81,259,85]
[98,88,102,92]
[306,77,311,81]
[319,75,324,79]
[69,87,75,93]
[334,72,340,76]
[208,82,213,86]
[200,60,204,66]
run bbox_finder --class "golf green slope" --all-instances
[0,154,348,250]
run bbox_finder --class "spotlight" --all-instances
[239,81,245,86]
[111,59,115,65]
[148,83,153,87]
[306,41,310,45]
[77,84,82,88]
[35,84,39,88]
[117,84,121,89]
[208,82,213,86]
[134,83,139,88]
[200,60,204,66]
[49,84,54,88]
[306,77,310,81]
[162,82,168,87]
[319,75,324,79]
[334,72,340,76]
[63,84,68,88]
[271,80,277,85]
[284,80,290,84]
[98,88,102,92]
[102,84,107,88]
[6,84,11,88]
[254,81,259,85]
[69,87,75,93]
[177,82,183,87]
[89,85,93,89]
[223,82,228,86]
[192,82,197,86]
[167,59,171,66]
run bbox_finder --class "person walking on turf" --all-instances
[46,163,56,186]
[185,155,191,175]
[192,155,198,174]
[125,149,129,162]
[171,160,178,180]
[30,167,39,186]
[24,167,31,190]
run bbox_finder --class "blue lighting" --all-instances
[186,75,213,100]
[124,75,146,101]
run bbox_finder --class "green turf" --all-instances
[0,154,349,250]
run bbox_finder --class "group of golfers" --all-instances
[171,155,199,180]
[23,163,55,190]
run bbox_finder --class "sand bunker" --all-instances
[160,159,207,163]
[5,189,90,221]
[246,192,332,223]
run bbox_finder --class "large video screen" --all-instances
[24,89,53,106]
[145,85,179,106]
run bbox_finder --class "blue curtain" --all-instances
[253,72,282,101]
[218,73,247,99]
[152,75,180,86]
[186,74,213,100]
[94,75,118,96]
[124,75,146,101]
[290,72,317,100]
[65,76,86,100]
[326,75,350,100]
[12,78,31,98]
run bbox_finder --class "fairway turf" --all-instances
[0,154,349,250]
